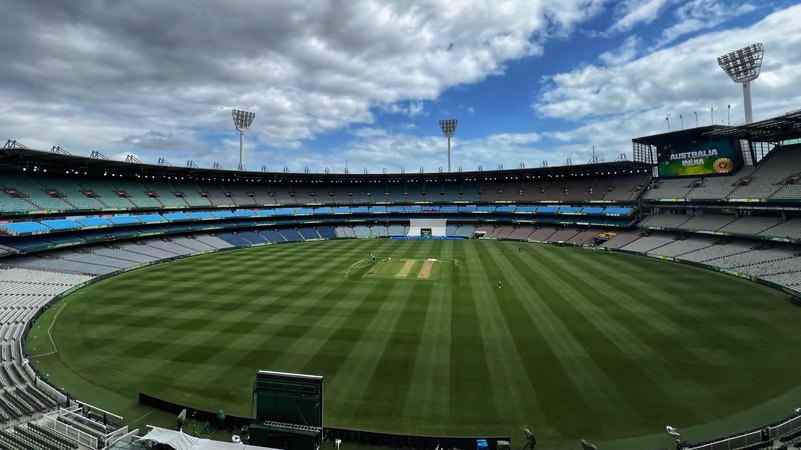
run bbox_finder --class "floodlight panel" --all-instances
[717,43,764,83]
[232,109,256,131]
[439,119,458,137]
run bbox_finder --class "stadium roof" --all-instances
[0,146,651,182]
[632,125,727,147]
[704,109,801,141]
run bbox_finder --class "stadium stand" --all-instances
[761,219,801,240]
[648,235,716,257]
[77,179,136,210]
[727,145,801,199]
[620,234,677,253]
[675,214,737,231]
[0,176,76,212]
[719,215,783,235]
[0,125,800,448]
[35,177,106,211]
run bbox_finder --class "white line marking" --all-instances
[130,408,155,426]
[28,298,71,359]
[345,258,373,278]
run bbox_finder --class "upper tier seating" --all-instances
[34,177,106,210]
[683,169,755,200]
[479,173,648,203]
[141,181,189,208]
[110,180,165,209]
[728,145,801,199]
[76,179,136,209]
[0,176,73,212]
[0,169,654,217]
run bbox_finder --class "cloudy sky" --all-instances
[0,0,799,173]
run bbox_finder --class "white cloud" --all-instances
[0,0,609,160]
[537,4,801,121]
[262,129,590,175]
[610,0,677,32]
[657,0,758,47]
[599,36,641,65]
[380,100,427,118]
[532,4,801,165]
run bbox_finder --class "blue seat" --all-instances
[136,214,166,223]
[1,222,50,235]
[107,215,141,225]
[187,212,213,220]
[76,217,112,227]
[41,219,82,231]
[163,213,190,221]
[298,228,318,239]
[604,207,633,216]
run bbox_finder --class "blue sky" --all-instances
[1,0,799,173]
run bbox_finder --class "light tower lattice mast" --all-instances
[439,119,458,172]
[717,43,764,125]
[232,109,256,170]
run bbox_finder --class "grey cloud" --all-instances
[0,0,607,164]
[119,131,190,151]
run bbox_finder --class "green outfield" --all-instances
[26,239,801,447]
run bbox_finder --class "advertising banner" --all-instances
[657,138,740,177]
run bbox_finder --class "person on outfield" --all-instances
[498,281,501,289]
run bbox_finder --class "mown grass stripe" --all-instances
[496,243,639,425]
[468,242,547,431]
[325,242,423,427]
[518,247,705,427]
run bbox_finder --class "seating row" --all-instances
[640,214,801,241]
[0,205,635,236]
[0,173,650,215]
[601,231,801,294]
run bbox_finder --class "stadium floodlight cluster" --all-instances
[717,43,764,125]
[439,119,458,172]
[232,109,256,171]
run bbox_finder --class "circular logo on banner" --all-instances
[713,157,734,173]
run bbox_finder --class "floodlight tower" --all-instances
[439,119,458,172]
[717,43,764,125]
[232,109,256,170]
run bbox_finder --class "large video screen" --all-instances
[657,138,740,177]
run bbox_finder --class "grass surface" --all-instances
[26,239,801,447]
